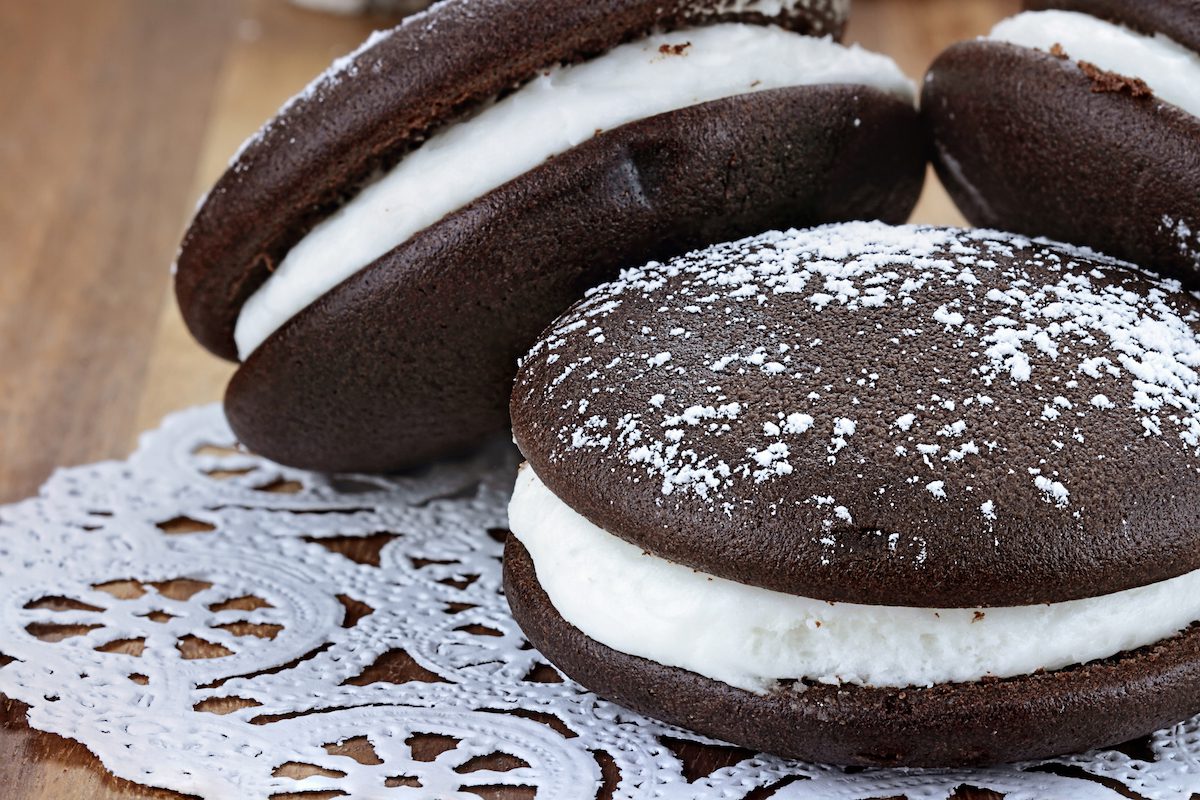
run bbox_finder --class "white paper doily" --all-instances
[2,404,1200,799]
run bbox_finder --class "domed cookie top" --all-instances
[511,222,1200,607]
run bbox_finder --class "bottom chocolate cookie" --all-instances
[504,536,1200,767]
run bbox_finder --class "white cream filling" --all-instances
[233,24,914,359]
[990,10,1200,119]
[509,466,1200,692]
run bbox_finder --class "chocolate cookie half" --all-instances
[506,222,1200,766]
[1024,0,1200,52]
[175,0,927,472]
[924,5,1200,289]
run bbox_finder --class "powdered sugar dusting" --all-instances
[516,222,1200,540]
[1163,214,1200,269]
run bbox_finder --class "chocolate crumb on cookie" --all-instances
[505,222,1200,766]
[175,0,927,472]
[924,4,1200,289]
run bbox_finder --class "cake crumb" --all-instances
[658,41,691,56]
[1076,60,1152,98]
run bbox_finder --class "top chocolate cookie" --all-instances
[1024,0,1200,53]
[511,223,1200,608]
[176,0,849,360]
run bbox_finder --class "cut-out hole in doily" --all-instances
[408,732,461,762]
[465,785,536,799]
[206,643,331,691]
[23,596,104,612]
[487,709,577,740]
[335,594,373,629]
[149,579,213,601]
[324,736,382,766]
[257,479,304,495]
[522,661,563,684]
[207,468,255,481]
[193,696,262,715]
[95,637,146,656]
[342,648,445,686]
[306,533,400,567]
[660,736,758,783]
[177,635,233,659]
[193,444,243,458]
[440,574,480,590]
[592,750,621,800]
[27,622,103,642]
[948,787,1005,800]
[213,621,284,640]
[454,623,503,638]
[272,761,347,779]
[210,595,273,613]
[93,579,147,599]
[157,517,216,535]
[1109,734,1158,763]
[744,776,805,799]
[456,752,532,773]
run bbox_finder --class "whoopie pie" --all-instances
[506,221,1200,767]
[174,0,927,473]
[924,0,1200,288]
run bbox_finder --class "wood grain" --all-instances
[0,0,234,507]
[0,1,1016,797]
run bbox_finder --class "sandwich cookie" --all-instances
[506,222,1200,766]
[923,2,1200,290]
[174,0,926,472]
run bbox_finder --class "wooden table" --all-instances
[0,1,1017,796]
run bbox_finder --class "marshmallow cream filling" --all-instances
[233,24,914,359]
[990,10,1200,120]
[509,466,1200,693]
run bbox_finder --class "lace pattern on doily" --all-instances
[2,404,1199,799]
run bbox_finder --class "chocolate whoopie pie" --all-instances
[505,222,1200,767]
[174,0,928,473]
[924,2,1200,290]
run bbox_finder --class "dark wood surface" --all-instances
[0,0,1015,796]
